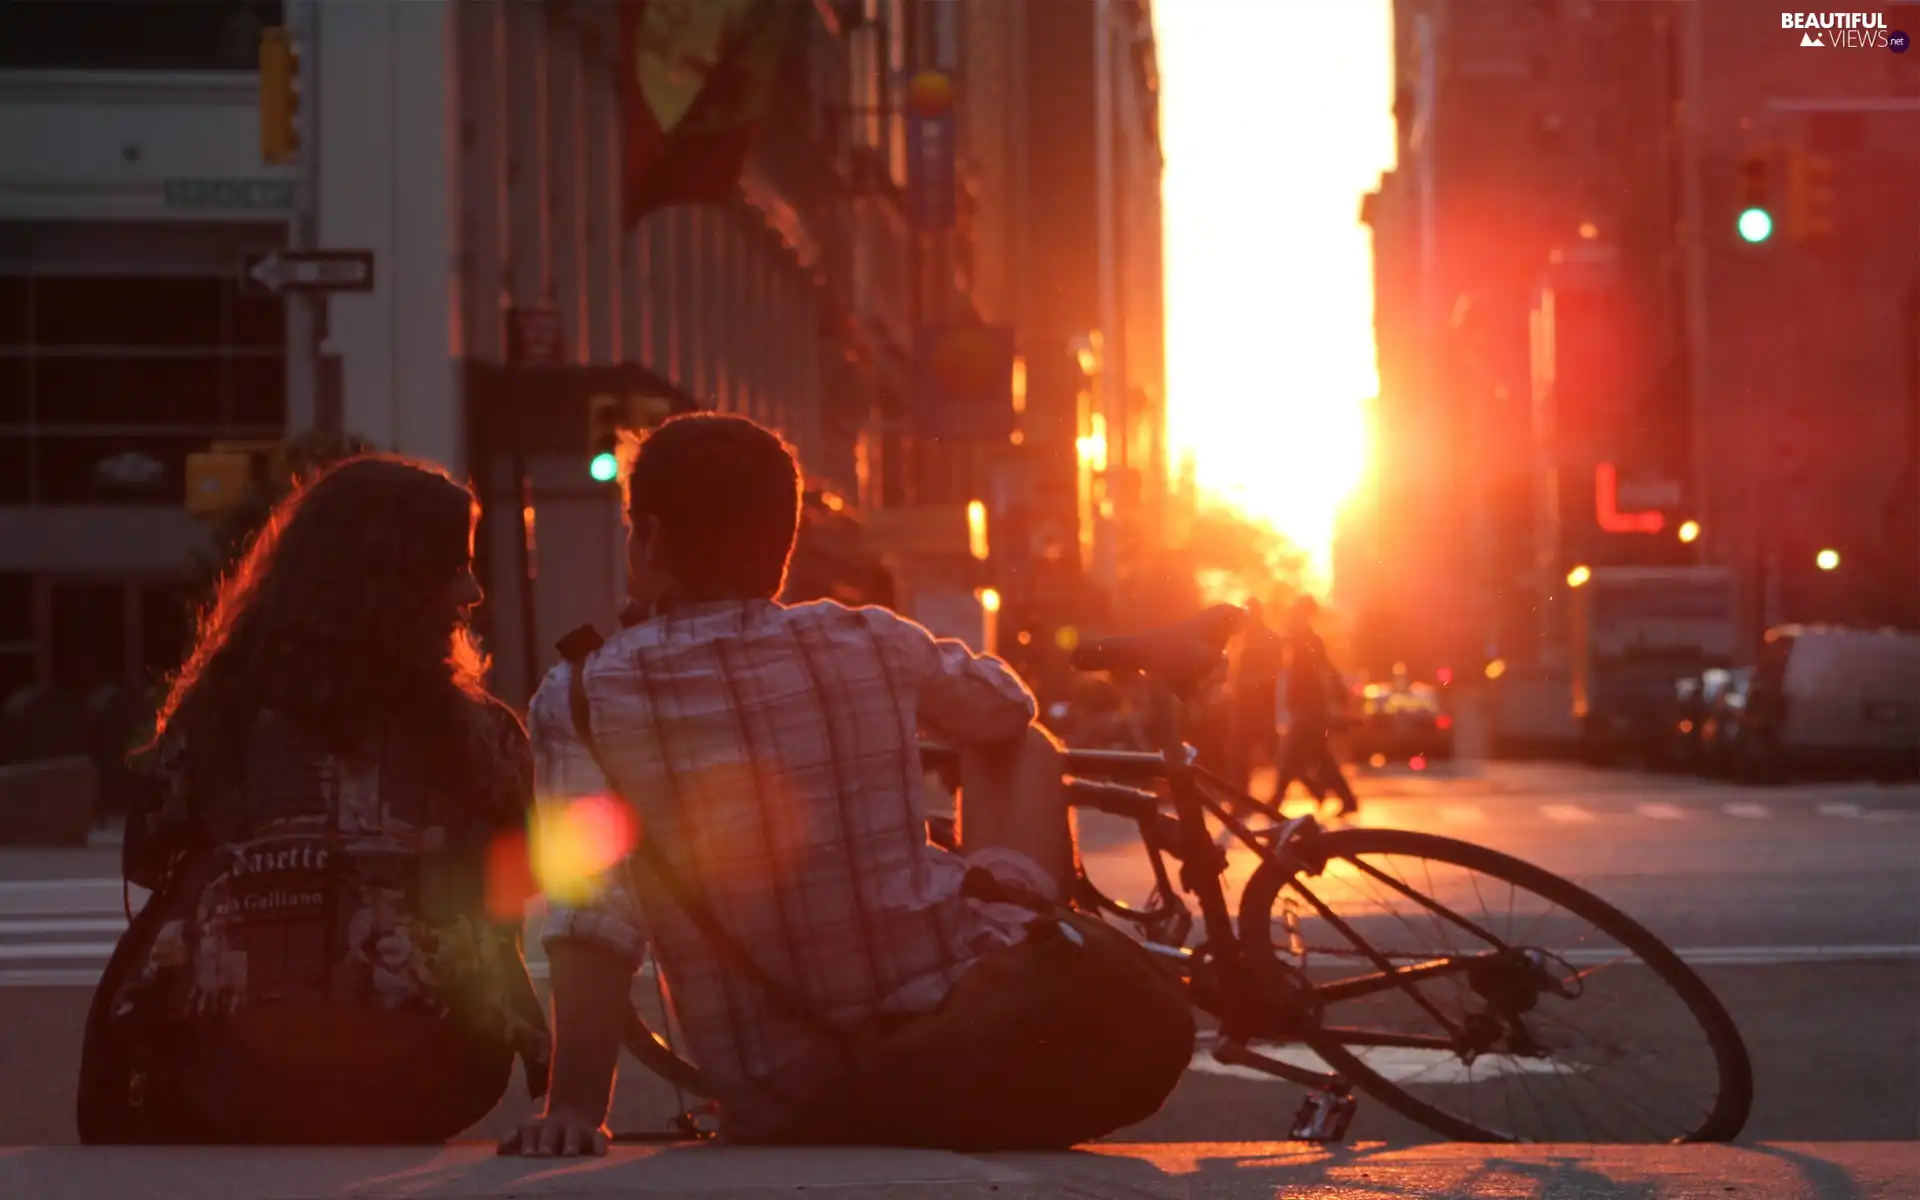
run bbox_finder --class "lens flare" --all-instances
[530,795,636,905]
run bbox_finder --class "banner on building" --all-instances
[904,69,957,231]
[916,325,1015,440]
[619,0,798,227]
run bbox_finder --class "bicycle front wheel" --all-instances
[1238,828,1753,1143]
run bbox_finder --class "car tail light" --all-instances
[1436,714,1453,730]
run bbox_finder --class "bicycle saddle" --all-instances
[1070,604,1246,693]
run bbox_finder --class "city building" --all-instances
[1353,0,1920,678]
[0,0,934,708]
[0,0,1173,722]
[1685,1,1920,635]
[0,1,292,704]
[998,0,1170,641]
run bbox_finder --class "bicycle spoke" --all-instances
[1242,833,1747,1143]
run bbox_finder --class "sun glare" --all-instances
[1156,1,1395,581]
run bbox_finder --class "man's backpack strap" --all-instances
[555,630,854,1057]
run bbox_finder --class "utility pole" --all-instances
[1092,0,1119,598]
[1679,0,1712,567]
[284,0,331,436]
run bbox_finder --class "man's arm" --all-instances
[502,663,649,1157]
[863,606,1037,743]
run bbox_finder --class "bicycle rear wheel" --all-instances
[1238,828,1752,1143]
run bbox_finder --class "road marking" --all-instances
[0,942,123,961]
[1721,802,1771,820]
[0,877,128,894]
[0,969,105,988]
[1540,804,1596,823]
[0,953,658,988]
[1192,1042,1581,1085]
[1636,802,1689,820]
[1864,809,1912,822]
[1562,944,1920,966]
[1438,805,1484,824]
[1818,802,1864,818]
[0,918,127,936]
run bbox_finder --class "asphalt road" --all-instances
[1,762,1915,1146]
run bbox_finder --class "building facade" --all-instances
[1356,0,1918,680]
[0,0,908,707]
[0,0,1171,718]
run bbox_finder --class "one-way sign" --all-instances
[239,248,376,297]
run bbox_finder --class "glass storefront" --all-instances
[0,272,285,506]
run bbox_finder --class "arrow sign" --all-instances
[239,248,376,296]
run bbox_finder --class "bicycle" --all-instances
[618,605,1754,1144]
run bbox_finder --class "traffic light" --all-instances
[1735,145,1777,244]
[1786,150,1836,242]
[586,393,677,482]
[185,440,289,518]
[259,27,300,165]
[587,393,622,483]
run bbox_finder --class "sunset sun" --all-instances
[1156,0,1394,583]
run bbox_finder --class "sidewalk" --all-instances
[0,1141,1911,1199]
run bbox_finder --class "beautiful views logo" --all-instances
[1782,11,1892,48]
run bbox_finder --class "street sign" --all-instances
[239,248,376,297]
[165,177,295,211]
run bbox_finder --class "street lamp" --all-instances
[1816,548,1840,571]
[1678,520,1701,544]
[1566,564,1592,588]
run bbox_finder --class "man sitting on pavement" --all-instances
[501,414,1191,1156]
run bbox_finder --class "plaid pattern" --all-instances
[531,598,1042,1138]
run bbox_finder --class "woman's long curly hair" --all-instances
[148,455,499,796]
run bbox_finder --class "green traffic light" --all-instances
[1736,207,1774,244]
[589,451,619,482]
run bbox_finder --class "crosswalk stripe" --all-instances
[1636,802,1688,820]
[1722,802,1772,819]
[0,942,120,961]
[1818,802,1863,818]
[0,918,128,936]
[1540,804,1596,823]
[1438,805,1484,823]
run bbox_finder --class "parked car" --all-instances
[1695,668,1754,778]
[1348,680,1454,765]
[1731,626,1920,784]
[1668,667,1737,771]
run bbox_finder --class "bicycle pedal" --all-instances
[1289,1091,1357,1143]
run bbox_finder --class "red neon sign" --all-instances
[1594,462,1665,534]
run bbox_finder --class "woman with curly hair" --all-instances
[79,455,550,1145]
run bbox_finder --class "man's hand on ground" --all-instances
[498,1109,611,1157]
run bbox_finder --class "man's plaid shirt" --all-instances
[530,598,1043,1139]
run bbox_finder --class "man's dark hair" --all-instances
[621,413,802,599]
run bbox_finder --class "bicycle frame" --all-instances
[1044,682,1539,1077]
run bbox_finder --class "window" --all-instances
[0,274,285,506]
[138,580,194,686]
[0,573,30,645]
[48,582,125,693]
[0,572,33,703]
[0,2,283,72]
